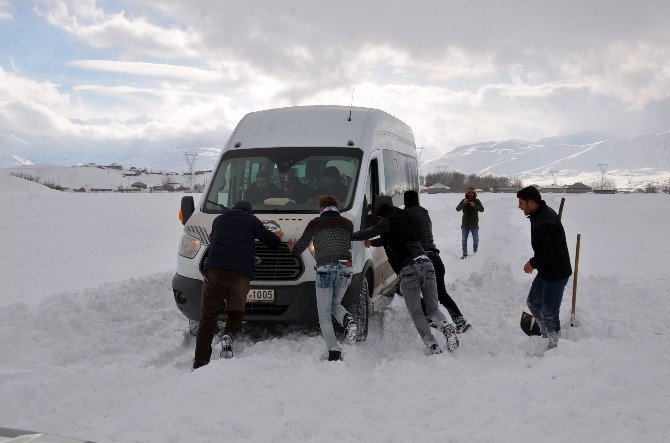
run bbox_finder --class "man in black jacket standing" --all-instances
[403,191,471,333]
[351,203,459,354]
[517,186,572,349]
[193,201,283,369]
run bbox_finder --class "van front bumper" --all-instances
[172,272,363,324]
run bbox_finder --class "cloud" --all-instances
[0,0,12,21]
[70,60,222,81]
[37,0,201,58]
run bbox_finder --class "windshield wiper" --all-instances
[206,199,228,211]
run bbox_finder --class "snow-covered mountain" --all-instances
[422,131,670,188]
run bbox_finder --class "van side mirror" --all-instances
[179,196,195,225]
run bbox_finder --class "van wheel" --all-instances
[355,278,371,341]
[188,319,200,336]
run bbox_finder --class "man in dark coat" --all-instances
[517,186,572,349]
[317,166,349,204]
[456,187,484,259]
[193,201,283,369]
[246,170,281,204]
[351,203,459,354]
[403,191,471,333]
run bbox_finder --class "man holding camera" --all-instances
[456,187,484,259]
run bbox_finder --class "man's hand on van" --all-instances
[275,230,284,239]
[364,239,372,248]
[287,238,296,251]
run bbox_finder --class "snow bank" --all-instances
[2,175,670,442]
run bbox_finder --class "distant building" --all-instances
[131,181,148,190]
[426,183,450,194]
[565,182,592,193]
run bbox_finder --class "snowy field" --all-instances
[2,170,670,442]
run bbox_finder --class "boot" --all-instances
[454,316,472,334]
[328,350,342,361]
[220,333,234,359]
[425,342,442,355]
[547,331,559,349]
[440,323,460,352]
[192,360,208,370]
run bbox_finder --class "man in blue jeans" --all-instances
[517,186,572,349]
[456,187,484,259]
[288,195,357,361]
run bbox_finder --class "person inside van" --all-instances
[246,170,280,204]
[281,167,312,203]
[317,166,348,204]
[287,195,358,361]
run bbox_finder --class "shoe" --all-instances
[426,342,442,355]
[192,360,208,370]
[328,350,342,361]
[343,314,358,341]
[473,250,477,254]
[441,323,460,352]
[454,316,472,334]
[460,254,468,259]
[426,317,437,328]
[220,333,234,359]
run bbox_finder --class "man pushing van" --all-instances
[193,201,283,370]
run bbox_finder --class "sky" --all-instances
[2,0,670,165]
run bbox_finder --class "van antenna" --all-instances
[348,88,354,121]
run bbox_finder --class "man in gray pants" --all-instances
[351,203,459,354]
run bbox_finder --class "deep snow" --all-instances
[1,170,670,442]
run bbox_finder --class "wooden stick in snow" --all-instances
[571,234,581,327]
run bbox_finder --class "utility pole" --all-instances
[597,163,608,189]
[184,152,198,191]
[549,170,560,185]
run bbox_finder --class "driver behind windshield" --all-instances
[280,167,312,203]
[246,170,281,204]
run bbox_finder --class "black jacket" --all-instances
[528,201,572,281]
[351,213,425,274]
[403,204,438,252]
[204,201,281,279]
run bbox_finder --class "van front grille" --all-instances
[253,242,304,280]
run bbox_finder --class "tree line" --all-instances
[422,171,523,192]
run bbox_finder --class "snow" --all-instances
[2,170,670,442]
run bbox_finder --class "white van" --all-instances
[173,105,419,339]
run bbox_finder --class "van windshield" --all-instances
[203,147,362,213]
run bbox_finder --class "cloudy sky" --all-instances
[1,0,670,166]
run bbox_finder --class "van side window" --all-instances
[382,149,417,204]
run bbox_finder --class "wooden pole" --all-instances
[558,197,566,222]
[571,234,581,327]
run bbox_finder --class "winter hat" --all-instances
[233,201,253,213]
[320,166,341,181]
[403,190,420,207]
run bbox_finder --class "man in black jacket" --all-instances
[351,203,459,354]
[193,201,283,369]
[517,186,572,349]
[403,191,471,333]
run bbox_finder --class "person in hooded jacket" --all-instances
[456,187,484,259]
[517,186,572,349]
[351,203,459,355]
[402,191,472,333]
[193,201,283,369]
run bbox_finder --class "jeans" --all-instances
[315,262,354,351]
[526,275,569,335]
[399,260,448,345]
[461,228,479,255]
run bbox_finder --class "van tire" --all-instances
[355,277,371,341]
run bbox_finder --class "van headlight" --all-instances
[178,232,201,258]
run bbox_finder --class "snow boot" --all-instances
[425,342,442,355]
[454,316,472,334]
[441,323,460,352]
[460,253,468,260]
[328,350,342,361]
[547,331,559,349]
[343,314,358,342]
[220,333,234,359]
[192,360,208,370]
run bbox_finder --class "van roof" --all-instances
[226,105,414,151]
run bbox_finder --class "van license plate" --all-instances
[247,289,275,303]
